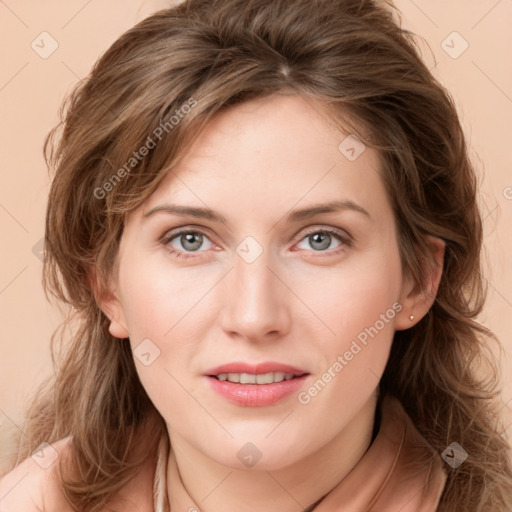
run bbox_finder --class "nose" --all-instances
[218,250,291,343]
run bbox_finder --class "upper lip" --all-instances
[204,362,309,377]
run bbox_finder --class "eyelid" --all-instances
[294,225,352,243]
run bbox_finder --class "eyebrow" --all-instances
[142,200,372,224]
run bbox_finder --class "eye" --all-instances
[294,228,352,255]
[162,230,214,260]
[161,226,352,261]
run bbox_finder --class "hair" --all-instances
[4,0,512,510]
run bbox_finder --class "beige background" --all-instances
[1,0,511,473]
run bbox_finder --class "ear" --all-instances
[88,266,130,339]
[395,236,445,331]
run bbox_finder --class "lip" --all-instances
[203,361,310,407]
[206,374,309,407]
[203,361,308,377]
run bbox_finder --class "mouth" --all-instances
[210,371,305,384]
[203,362,310,406]
[204,361,309,382]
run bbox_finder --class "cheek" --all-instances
[119,257,212,344]
[297,252,402,345]
[294,253,401,405]
[115,260,218,416]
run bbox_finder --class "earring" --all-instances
[409,315,415,321]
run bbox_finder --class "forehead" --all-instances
[138,94,391,227]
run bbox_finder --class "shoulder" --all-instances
[0,436,157,512]
[0,437,74,512]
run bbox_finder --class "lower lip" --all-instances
[206,375,308,407]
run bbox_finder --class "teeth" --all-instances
[257,372,282,384]
[215,372,297,384]
[240,373,256,384]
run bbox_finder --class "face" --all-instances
[103,93,421,471]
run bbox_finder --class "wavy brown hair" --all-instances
[3,0,512,510]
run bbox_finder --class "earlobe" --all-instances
[102,293,130,339]
[108,314,130,339]
[395,236,445,331]
[88,267,130,339]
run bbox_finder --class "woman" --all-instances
[1,0,511,510]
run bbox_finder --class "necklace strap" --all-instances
[154,431,170,512]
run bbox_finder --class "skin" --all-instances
[0,93,443,511]
[100,92,446,511]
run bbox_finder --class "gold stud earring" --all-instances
[409,315,415,321]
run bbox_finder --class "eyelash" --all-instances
[161,226,353,261]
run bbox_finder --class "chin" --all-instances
[204,438,306,472]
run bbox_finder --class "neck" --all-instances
[165,394,377,512]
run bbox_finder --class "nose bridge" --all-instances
[220,246,289,340]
